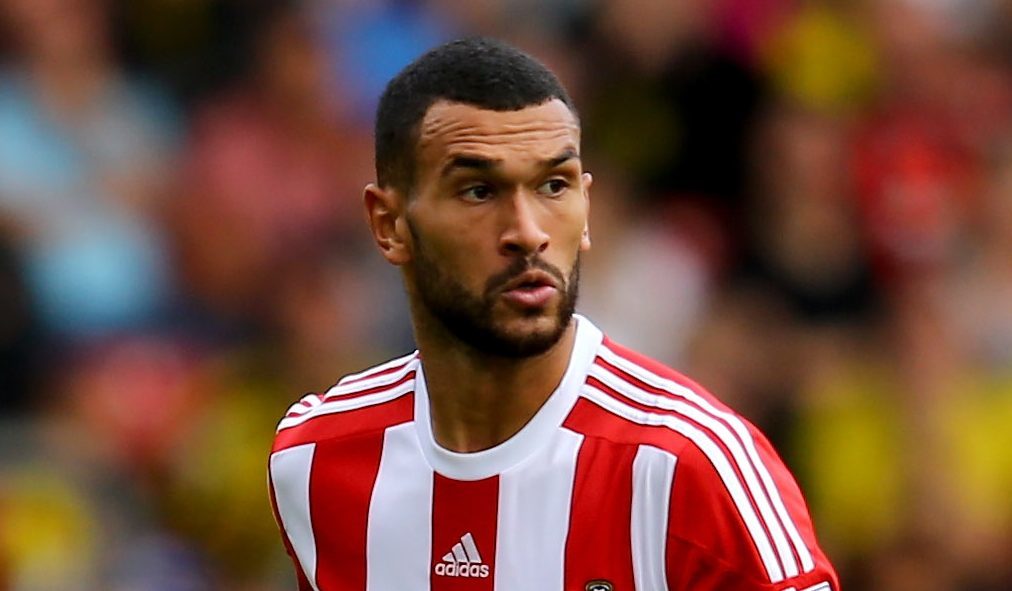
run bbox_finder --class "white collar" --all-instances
[413,314,603,480]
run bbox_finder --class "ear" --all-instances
[364,183,411,265]
[580,171,593,251]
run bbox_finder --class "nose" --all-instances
[498,191,550,257]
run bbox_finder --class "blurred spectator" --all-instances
[115,0,268,105]
[581,0,763,214]
[762,0,879,113]
[0,235,37,413]
[852,0,1011,288]
[316,0,453,121]
[744,101,878,325]
[170,2,382,339]
[0,0,179,342]
[581,167,715,367]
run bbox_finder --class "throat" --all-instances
[429,383,547,452]
[420,323,577,453]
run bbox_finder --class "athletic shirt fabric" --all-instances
[269,315,839,591]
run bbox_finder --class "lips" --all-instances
[499,270,559,308]
[501,270,559,292]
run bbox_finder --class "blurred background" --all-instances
[0,0,1010,589]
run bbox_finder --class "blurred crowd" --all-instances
[0,0,1010,589]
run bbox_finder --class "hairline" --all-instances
[392,97,581,198]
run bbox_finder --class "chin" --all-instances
[484,311,571,358]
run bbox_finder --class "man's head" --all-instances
[374,37,577,194]
[364,38,591,358]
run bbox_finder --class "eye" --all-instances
[459,184,494,202]
[537,178,569,197]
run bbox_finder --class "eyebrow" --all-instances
[439,148,580,178]
[546,147,580,168]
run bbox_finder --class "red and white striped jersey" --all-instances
[269,316,839,591]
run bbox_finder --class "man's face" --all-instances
[403,99,591,357]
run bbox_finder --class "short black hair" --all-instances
[374,37,576,192]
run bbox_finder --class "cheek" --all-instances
[414,224,490,286]
[551,206,589,251]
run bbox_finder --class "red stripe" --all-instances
[584,379,780,574]
[430,473,499,590]
[563,433,636,591]
[273,393,413,452]
[309,429,386,591]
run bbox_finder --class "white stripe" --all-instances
[451,544,468,563]
[785,583,832,591]
[269,444,320,591]
[632,445,676,591]
[282,393,323,418]
[495,428,583,590]
[461,533,482,563]
[324,359,418,400]
[338,352,418,385]
[600,346,816,573]
[582,385,785,583]
[277,380,415,431]
[591,363,799,577]
[366,423,433,591]
[280,359,416,425]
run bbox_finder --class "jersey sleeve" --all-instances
[664,423,840,591]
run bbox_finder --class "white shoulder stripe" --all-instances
[277,379,415,431]
[582,385,785,583]
[281,359,417,423]
[337,351,418,386]
[283,393,323,418]
[323,359,418,400]
[590,363,800,578]
[599,346,816,573]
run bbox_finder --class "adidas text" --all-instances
[434,562,490,578]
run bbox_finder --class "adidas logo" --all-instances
[434,532,490,578]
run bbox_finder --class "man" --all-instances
[269,37,839,591]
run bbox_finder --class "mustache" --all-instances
[485,256,567,294]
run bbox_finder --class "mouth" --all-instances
[499,270,559,308]
[502,269,558,291]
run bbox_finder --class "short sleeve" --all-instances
[664,422,840,591]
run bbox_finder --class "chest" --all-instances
[276,426,673,590]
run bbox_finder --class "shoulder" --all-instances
[575,338,836,587]
[271,351,419,453]
[571,336,750,455]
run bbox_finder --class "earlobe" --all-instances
[363,183,411,265]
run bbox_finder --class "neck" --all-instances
[413,313,578,453]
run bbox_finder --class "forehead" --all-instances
[416,99,580,171]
